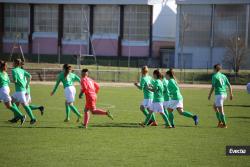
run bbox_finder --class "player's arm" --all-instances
[79,80,86,99]
[24,70,31,89]
[74,74,81,83]
[51,75,61,96]
[226,78,233,100]
[208,86,214,100]
[134,78,143,90]
[11,70,17,84]
[94,81,100,94]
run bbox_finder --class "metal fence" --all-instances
[7,68,250,85]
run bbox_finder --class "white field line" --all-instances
[30,81,247,90]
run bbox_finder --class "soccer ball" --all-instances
[247,83,250,94]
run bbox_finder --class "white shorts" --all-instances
[141,99,153,109]
[12,91,28,105]
[247,83,250,94]
[0,86,12,103]
[163,101,171,108]
[214,95,227,107]
[150,102,164,113]
[26,93,31,104]
[64,86,76,103]
[169,100,184,110]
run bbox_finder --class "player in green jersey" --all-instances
[134,66,157,126]
[208,64,233,128]
[8,62,44,123]
[51,64,82,122]
[0,61,26,125]
[11,59,37,124]
[140,69,171,128]
[166,69,198,127]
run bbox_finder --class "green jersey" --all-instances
[24,77,31,95]
[152,79,164,102]
[0,71,10,88]
[12,67,31,92]
[138,75,154,99]
[168,78,183,100]
[52,71,80,94]
[212,72,230,95]
[162,78,171,101]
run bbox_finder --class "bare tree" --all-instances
[223,35,248,73]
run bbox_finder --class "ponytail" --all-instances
[64,64,72,79]
[153,69,162,79]
[166,68,176,80]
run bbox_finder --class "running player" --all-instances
[8,62,44,123]
[134,66,157,126]
[166,69,198,127]
[79,69,113,128]
[140,69,171,128]
[208,64,233,128]
[51,64,82,122]
[0,61,26,125]
[11,59,37,124]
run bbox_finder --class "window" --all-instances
[214,5,247,47]
[179,5,212,47]
[63,5,89,41]
[124,5,150,41]
[4,4,29,40]
[94,5,120,35]
[34,4,58,32]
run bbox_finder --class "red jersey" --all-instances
[80,76,99,97]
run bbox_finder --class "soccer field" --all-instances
[0,85,249,167]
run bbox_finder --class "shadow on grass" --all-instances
[90,122,141,128]
[224,104,250,108]
[228,116,250,120]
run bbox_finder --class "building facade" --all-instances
[0,0,177,63]
[175,0,250,69]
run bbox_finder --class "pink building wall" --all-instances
[92,39,118,56]
[32,37,58,54]
[122,45,149,57]
[152,41,175,57]
[3,43,28,54]
[62,44,87,55]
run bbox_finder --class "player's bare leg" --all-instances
[218,106,227,128]
[213,104,223,128]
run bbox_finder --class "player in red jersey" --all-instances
[79,69,113,128]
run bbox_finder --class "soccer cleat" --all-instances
[221,124,227,128]
[150,121,158,126]
[79,123,87,129]
[217,122,223,128]
[171,124,175,128]
[39,106,45,116]
[139,122,146,127]
[147,120,153,126]
[64,118,70,122]
[107,110,114,120]
[165,125,172,129]
[20,115,26,125]
[30,119,37,125]
[193,115,198,126]
[8,117,20,123]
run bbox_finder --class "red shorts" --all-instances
[85,95,96,110]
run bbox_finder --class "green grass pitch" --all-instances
[0,85,249,167]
